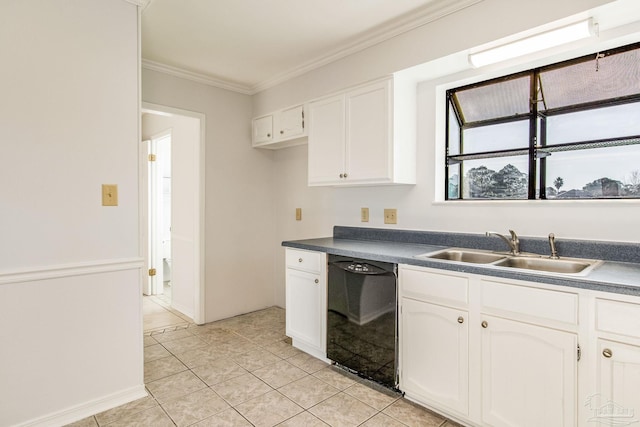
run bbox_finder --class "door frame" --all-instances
[140,102,206,325]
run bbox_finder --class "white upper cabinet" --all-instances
[308,76,416,186]
[308,94,346,184]
[252,104,307,149]
[277,105,305,140]
[252,115,273,145]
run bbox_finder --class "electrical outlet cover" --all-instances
[361,207,369,222]
[384,208,397,224]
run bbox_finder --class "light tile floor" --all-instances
[143,285,193,333]
[69,306,459,427]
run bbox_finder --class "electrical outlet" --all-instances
[295,208,302,221]
[384,208,397,224]
[361,207,369,222]
[102,184,118,206]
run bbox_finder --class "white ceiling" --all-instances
[141,0,478,94]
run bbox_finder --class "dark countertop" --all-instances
[283,227,640,297]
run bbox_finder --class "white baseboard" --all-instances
[171,301,194,321]
[17,385,147,427]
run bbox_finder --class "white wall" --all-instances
[142,113,201,319]
[0,1,144,425]
[142,69,277,322]
[254,0,640,307]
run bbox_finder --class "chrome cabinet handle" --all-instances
[267,133,271,137]
[481,320,488,328]
[298,258,303,263]
[339,174,344,178]
[457,316,464,324]
[314,279,319,284]
[603,348,613,358]
[280,130,284,134]
[343,173,348,178]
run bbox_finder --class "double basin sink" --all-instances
[416,248,602,276]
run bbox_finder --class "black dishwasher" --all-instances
[327,254,398,389]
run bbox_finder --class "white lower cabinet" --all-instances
[590,296,640,426]
[401,297,469,417]
[480,315,577,427]
[285,248,327,360]
[592,339,640,426]
[399,265,580,427]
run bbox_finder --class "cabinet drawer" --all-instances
[400,266,468,305]
[481,280,578,324]
[286,248,323,274]
[596,298,640,339]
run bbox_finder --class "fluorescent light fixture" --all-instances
[469,19,597,68]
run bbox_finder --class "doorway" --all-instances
[141,103,205,325]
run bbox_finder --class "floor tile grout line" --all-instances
[143,306,446,427]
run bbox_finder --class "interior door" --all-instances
[147,137,165,295]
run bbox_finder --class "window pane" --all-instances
[544,145,640,198]
[448,163,460,199]
[454,75,530,123]
[545,103,640,145]
[462,156,529,199]
[463,120,529,153]
[540,47,640,110]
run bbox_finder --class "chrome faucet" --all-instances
[486,230,520,255]
[548,233,560,259]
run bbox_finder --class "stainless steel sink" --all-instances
[416,248,602,276]
[416,248,507,264]
[493,256,602,275]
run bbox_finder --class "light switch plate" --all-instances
[102,184,118,206]
[384,208,397,224]
[361,207,369,222]
[295,207,302,221]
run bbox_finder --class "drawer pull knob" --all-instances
[603,348,613,358]
[457,316,464,324]
[339,174,344,178]
[314,279,319,284]
[298,258,303,263]
[481,320,488,328]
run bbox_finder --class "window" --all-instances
[446,42,640,200]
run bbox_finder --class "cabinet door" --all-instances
[591,339,640,426]
[308,94,345,185]
[345,79,392,183]
[481,315,577,427]
[277,105,304,139]
[285,268,323,351]
[401,298,469,416]
[252,115,273,145]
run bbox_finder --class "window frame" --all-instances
[445,42,640,201]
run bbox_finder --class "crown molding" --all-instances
[122,0,150,7]
[251,0,484,93]
[141,59,254,95]
[142,0,483,95]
